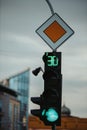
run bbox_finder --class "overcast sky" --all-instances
[0,0,87,118]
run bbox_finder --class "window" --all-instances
[0,99,2,112]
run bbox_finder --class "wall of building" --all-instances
[0,92,20,130]
[29,116,87,130]
[9,98,20,130]
[0,93,10,130]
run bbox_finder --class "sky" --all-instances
[0,0,87,118]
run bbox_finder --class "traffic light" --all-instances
[42,52,62,126]
[31,52,62,126]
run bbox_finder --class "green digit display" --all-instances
[47,55,58,66]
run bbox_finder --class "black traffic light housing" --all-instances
[42,52,62,126]
[31,52,62,126]
[31,97,41,117]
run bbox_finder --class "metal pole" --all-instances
[52,124,56,130]
[45,0,54,15]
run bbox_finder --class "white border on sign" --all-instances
[36,13,74,50]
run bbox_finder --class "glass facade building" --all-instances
[9,68,30,130]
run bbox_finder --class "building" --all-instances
[29,104,87,130]
[9,68,30,130]
[0,68,30,130]
[0,81,20,130]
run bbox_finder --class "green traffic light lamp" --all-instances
[42,108,59,122]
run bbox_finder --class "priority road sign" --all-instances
[36,13,74,51]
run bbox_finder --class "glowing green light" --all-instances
[42,108,59,122]
[47,55,58,67]
[46,108,59,122]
